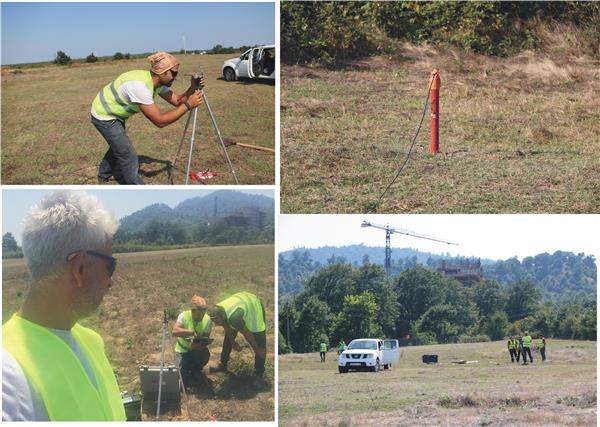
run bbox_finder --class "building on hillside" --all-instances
[437,259,483,287]
[222,208,266,229]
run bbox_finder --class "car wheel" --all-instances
[383,364,389,370]
[372,360,380,372]
[223,67,236,82]
[338,366,348,374]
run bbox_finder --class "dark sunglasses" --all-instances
[67,250,117,277]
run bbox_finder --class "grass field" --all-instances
[281,46,600,213]
[1,54,274,184]
[279,340,596,426]
[2,245,275,421]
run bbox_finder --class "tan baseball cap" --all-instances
[147,52,179,74]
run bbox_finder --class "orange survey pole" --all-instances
[430,69,441,153]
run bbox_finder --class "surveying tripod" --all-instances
[173,73,239,184]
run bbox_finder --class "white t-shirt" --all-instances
[91,81,170,121]
[2,326,98,421]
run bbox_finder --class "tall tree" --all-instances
[472,280,507,317]
[331,292,381,344]
[394,266,445,338]
[304,263,356,312]
[2,233,18,252]
[506,280,541,322]
[293,295,332,353]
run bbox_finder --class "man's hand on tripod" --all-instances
[187,90,203,109]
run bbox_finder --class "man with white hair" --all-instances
[91,51,205,184]
[2,191,126,421]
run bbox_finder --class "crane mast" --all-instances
[361,220,458,278]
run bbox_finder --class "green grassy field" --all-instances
[279,340,596,426]
[1,54,274,184]
[281,47,600,213]
[3,245,275,421]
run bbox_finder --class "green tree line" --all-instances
[281,1,600,65]
[279,263,596,354]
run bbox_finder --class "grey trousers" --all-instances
[92,116,144,185]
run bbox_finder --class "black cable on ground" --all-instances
[367,78,434,213]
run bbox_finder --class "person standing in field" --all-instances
[337,339,347,355]
[522,331,534,365]
[507,336,518,363]
[91,52,205,184]
[538,335,546,361]
[172,295,213,388]
[320,341,328,362]
[2,191,125,421]
[208,292,267,378]
[516,336,524,363]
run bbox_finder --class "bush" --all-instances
[54,51,71,65]
[113,52,124,60]
[86,53,98,63]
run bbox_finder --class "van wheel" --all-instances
[383,364,389,370]
[223,67,236,81]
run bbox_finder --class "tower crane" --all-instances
[361,220,458,278]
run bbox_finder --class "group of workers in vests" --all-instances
[173,292,268,389]
[507,331,546,364]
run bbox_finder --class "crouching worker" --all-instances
[172,295,213,388]
[2,191,125,421]
[209,292,267,377]
[91,51,205,184]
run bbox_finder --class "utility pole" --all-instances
[361,220,457,278]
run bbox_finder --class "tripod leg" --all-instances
[185,107,200,185]
[202,92,240,185]
[173,110,192,168]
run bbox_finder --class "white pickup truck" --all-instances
[338,338,400,373]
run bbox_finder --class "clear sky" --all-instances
[2,188,274,244]
[1,2,275,64]
[279,214,600,262]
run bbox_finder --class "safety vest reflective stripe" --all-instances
[175,310,210,353]
[2,315,125,421]
[522,336,532,348]
[217,292,265,333]
[508,340,516,349]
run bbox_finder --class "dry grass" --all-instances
[1,54,275,184]
[280,44,600,213]
[2,245,275,421]
[279,340,596,426]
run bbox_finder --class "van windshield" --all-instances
[348,340,377,350]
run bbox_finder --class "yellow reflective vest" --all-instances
[216,292,266,333]
[175,310,211,353]
[91,70,165,121]
[3,314,126,421]
[522,335,532,348]
[508,339,517,350]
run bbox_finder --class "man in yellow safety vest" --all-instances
[538,334,546,361]
[507,336,518,363]
[91,51,205,184]
[320,341,328,362]
[521,330,534,365]
[172,295,213,388]
[209,292,267,378]
[2,191,125,421]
